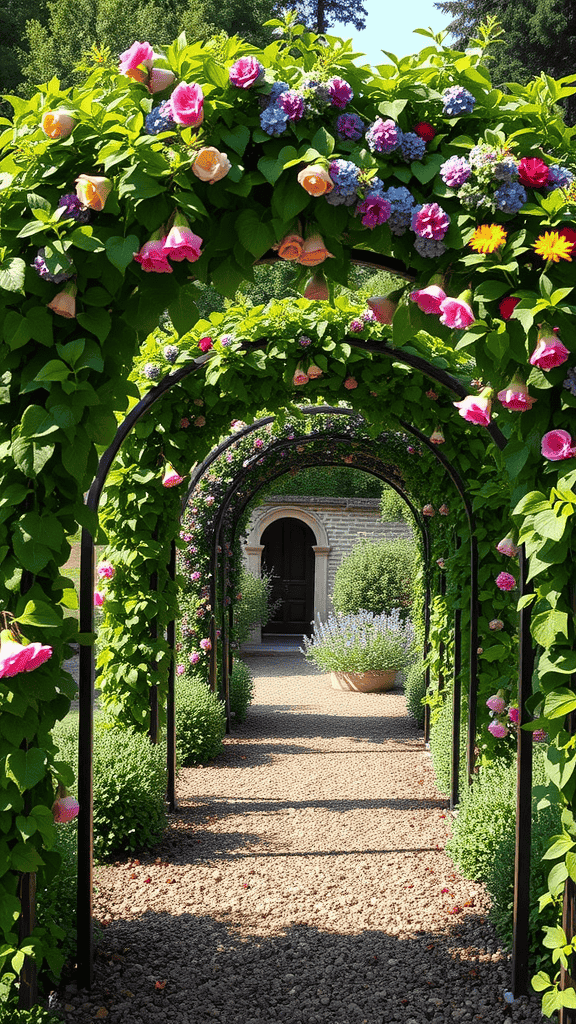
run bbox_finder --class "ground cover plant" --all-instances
[0,10,576,1014]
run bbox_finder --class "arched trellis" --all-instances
[74,320,538,1003]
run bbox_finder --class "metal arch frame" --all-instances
[75,326,534,998]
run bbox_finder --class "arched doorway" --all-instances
[261,517,316,636]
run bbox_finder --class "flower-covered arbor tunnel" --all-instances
[1,12,576,1019]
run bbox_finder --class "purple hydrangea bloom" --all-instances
[163,344,179,363]
[399,132,426,162]
[469,144,497,167]
[328,76,353,109]
[548,164,574,189]
[440,155,471,188]
[260,104,289,136]
[442,85,476,116]
[335,112,364,141]
[365,118,403,154]
[349,318,364,332]
[411,202,450,240]
[33,247,74,283]
[414,237,447,258]
[494,181,527,214]
[277,90,304,121]
[144,363,161,380]
[382,186,416,235]
[362,309,377,322]
[356,193,392,229]
[144,101,176,135]
[57,193,91,224]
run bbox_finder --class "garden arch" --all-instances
[1,16,575,1022]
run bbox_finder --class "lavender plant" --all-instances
[302,609,416,673]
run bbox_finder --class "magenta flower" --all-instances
[439,294,474,329]
[496,572,516,591]
[366,296,396,323]
[200,638,212,652]
[52,796,80,823]
[191,571,201,581]
[356,194,391,228]
[349,318,364,333]
[134,237,172,273]
[162,463,184,487]
[486,695,506,713]
[163,214,203,263]
[533,729,548,742]
[529,329,569,370]
[119,41,154,76]
[411,203,450,240]
[169,82,204,127]
[488,720,508,739]
[94,591,105,607]
[277,90,304,121]
[176,664,185,676]
[365,118,403,153]
[328,77,354,108]
[497,374,537,412]
[453,388,492,426]
[508,706,520,724]
[189,651,200,665]
[541,429,576,461]
[229,56,264,89]
[0,632,53,678]
[97,561,115,580]
[410,285,447,313]
[496,533,518,557]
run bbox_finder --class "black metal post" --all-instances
[558,582,576,1021]
[438,572,447,693]
[17,869,37,1009]
[222,544,231,733]
[148,541,159,744]
[511,546,535,996]
[166,541,177,812]
[466,536,479,785]
[77,526,95,990]
[450,607,462,811]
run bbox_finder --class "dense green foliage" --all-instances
[404,659,426,727]
[175,679,226,765]
[233,568,276,647]
[429,691,467,798]
[229,658,255,722]
[332,537,418,617]
[380,484,415,524]
[36,824,77,984]
[266,465,382,498]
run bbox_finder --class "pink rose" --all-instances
[169,82,204,128]
[94,591,105,607]
[508,706,520,724]
[229,56,263,89]
[119,41,154,76]
[176,664,185,675]
[200,638,212,652]
[496,534,518,557]
[496,572,516,591]
[97,561,115,580]
[488,720,508,739]
[189,651,200,665]
[541,429,576,461]
[439,295,475,329]
[410,285,446,314]
[529,331,569,370]
[134,238,172,273]
[453,389,492,426]
[518,157,550,189]
[52,796,80,823]
[0,632,53,677]
[486,695,506,713]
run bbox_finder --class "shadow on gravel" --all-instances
[226,708,421,747]
[63,909,536,1024]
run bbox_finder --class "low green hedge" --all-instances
[229,658,254,723]
[429,690,468,798]
[404,659,426,728]
[175,678,226,766]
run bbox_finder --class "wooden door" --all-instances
[261,518,315,635]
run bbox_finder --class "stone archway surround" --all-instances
[244,506,331,643]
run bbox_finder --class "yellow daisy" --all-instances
[469,224,507,254]
[532,230,573,263]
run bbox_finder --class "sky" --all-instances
[333,0,453,66]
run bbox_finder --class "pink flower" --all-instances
[356,195,391,228]
[162,463,184,487]
[163,214,203,263]
[486,695,506,713]
[496,572,516,591]
[169,82,204,128]
[344,377,358,390]
[176,664,185,676]
[189,651,200,665]
[529,328,569,370]
[47,281,77,318]
[422,504,435,517]
[533,729,548,742]
[97,561,115,580]
[518,157,550,189]
[229,56,263,89]
[499,296,520,321]
[429,428,445,444]
[411,203,450,240]
[149,68,175,94]
[497,374,537,412]
[0,631,53,678]
[293,367,309,385]
[277,91,304,121]
[328,77,353,108]
[200,638,212,652]
[190,571,201,581]
[496,533,518,557]
[489,619,504,631]
[414,121,436,141]
[198,336,213,352]
[508,706,520,724]
[410,285,447,313]
[366,296,396,323]
[303,273,329,301]
[439,292,475,329]
[52,796,80,823]
[453,388,492,426]
[94,591,105,607]
[541,429,576,461]
[134,237,172,273]
[488,720,508,739]
[119,41,154,76]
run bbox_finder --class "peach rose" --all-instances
[75,174,112,211]
[277,233,304,261]
[192,147,231,184]
[297,234,333,267]
[41,110,75,139]
[307,364,323,379]
[297,164,334,197]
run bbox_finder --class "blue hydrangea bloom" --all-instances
[495,181,527,214]
[260,104,289,136]
[382,186,415,235]
[399,132,426,162]
[328,159,360,200]
[493,158,519,182]
[144,101,176,135]
[414,237,447,258]
[269,81,289,101]
[548,165,574,189]
[442,86,476,116]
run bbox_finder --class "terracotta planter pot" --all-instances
[330,669,398,692]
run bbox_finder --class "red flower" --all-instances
[198,336,213,353]
[499,296,520,321]
[517,157,550,189]
[558,226,576,249]
[414,121,436,141]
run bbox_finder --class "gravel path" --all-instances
[58,656,542,1023]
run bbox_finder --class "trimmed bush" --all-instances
[54,717,167,860]
[229,659,254,723]
[233,568,275,646]
[176,679,226,766]
[404,659,426,728]
[429,691,467,798]
[332,537,418,619]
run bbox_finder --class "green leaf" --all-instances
[377,98,408,120]
[310,127,334,157]
[77,308,111,343]
[11,435,54,478]
[168,283,199,337]
[173,190,208,219]
[548,860,569,894]
[220,125,251,156]
[70,227,105,252]
[16,598,63,629]
[543,834,576,860]
[271,175,310,222]
[543,687,576,719]
[9,842,44,873]
[543,925,568,948]
[532,610,569,648]
[20,405,59,438]
[5,748,47,792]
[0,257,26,294]
[105,235,140,273]
[3,311,32,350]
[235,209,275,258]
[531,971,552,993]
[34,359,71,383]
[513,490,548,515]
[118,166,165,201]
[410,153,444,184]
[480,644,506,662]
[16,815,37,841]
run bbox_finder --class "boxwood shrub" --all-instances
[229,658,254,723]
[332,537,417,619]
[429,690,468,798]
[404,659,426,728]
[176,678,226,766]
